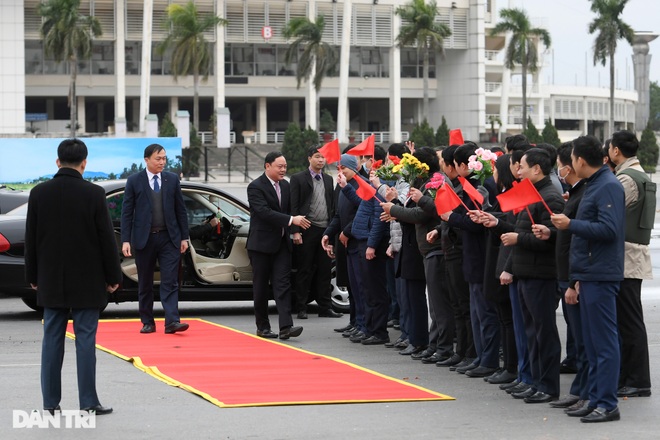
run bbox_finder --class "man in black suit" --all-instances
[25,139,121,415]
[247,152,310,339]
[290,146,342,319]
[121,144,190,334]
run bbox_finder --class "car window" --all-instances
[106,193,124,226]
[200,193,250,223]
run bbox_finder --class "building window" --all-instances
[400,48,435,79]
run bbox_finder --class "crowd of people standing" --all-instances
[253,130,654,424]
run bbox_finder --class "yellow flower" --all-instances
[392,164,402,173]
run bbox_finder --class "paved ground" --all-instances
[2,177,660,439]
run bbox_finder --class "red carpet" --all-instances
[65,318,453,408]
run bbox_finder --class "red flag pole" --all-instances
[525,206,536,225]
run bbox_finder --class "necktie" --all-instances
[153,175,160,193]
[314,174,321,181]
[274,181,281,207]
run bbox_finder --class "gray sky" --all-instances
[502,0,660,89]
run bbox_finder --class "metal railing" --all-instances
[199,130,409,146]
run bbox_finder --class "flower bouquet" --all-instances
[468,147,498,185]
[424,172,446,198]
[392,153,429,185]
[375,155,402,181]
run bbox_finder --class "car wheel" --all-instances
[329,277,350,313]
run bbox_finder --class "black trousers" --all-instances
[249,236,293,332]
[517,278,561,396]
[357,239,389,340]
[293,225,332,312]
[445,257,475,358]
[617,278,651,389]
[424,254,455,357]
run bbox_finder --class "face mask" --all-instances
[557,166,570,184]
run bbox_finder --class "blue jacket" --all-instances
[569,166,625,282]
[342,177,389,249]
[324,178,359,250]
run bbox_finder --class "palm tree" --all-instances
[160,1,227,131]
[395,0,451,118]
[37,0,102,137]
[490,8,551,130]
[283,16,338,93]
[588,0,634,134]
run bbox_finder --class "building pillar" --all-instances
[390,12,402,143]
[77,96,86,133]
[145,114,158,138]
[292,100,300,127]
[632,32,658,130]
[257,96,267,143]
[176,110,190,148]
[139,0,153,132]
[114,0,126,136]
[170,97,179,120]
[336,0,352,143]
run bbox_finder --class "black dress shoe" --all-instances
[297,311,308,319]
[500,379,520,390]
[44,405,61,415]
[512,387,536,399]
[566,404,595,417]
[549,395,580,408]
[140,324,156,334]
[318,309,343,318]
[436,353,462,367]
[488,370,518,384]
[455,361,479,374]
[279,326,303,340]
[349,331,367,343]
[385,337,405,348]
[361,336,390,345]
[393,339,409,349]
[483,369,503,382]
[81,405,113,415]
[450,358,474,371]
[164,322,189,334]
[334,323,353,333]
[256,329,278,338]
[399,344,420,355]
[580,406,620,423]
[564,399,587,413]
[506,382,531,395]
[410,347,431,359]
[343,328,359,338]
[560,362,577,374]
[422,354,446,364]
[617,386,652,397]
[465,366,498,378]
[524,391,557,404]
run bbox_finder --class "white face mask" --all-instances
[557,165,570,184]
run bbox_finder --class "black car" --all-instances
[0,180,349,312]
[0,186,30,214]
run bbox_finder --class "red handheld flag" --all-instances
[457,176,485,207]
[347,134,375,157]
[355,176,377,201]
[496,178,553,214]
[435,184,462,215]
[449,129,464,146]
[317,138,340,164]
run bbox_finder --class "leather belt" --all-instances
[150,228,166,234]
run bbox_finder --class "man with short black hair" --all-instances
[247,152,310,339]
[551,135,625,422]
[121,143,190,334]
[26,138,121,415]
[290,146,341,319]
[608,130,654,398]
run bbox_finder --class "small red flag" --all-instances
[355,176,377,201]
[347,134,375,157]
[317,139,340,164]
[496,178,552,214]
[435,184,462,215]
[458,176,485,207]
[449,129,464,146]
